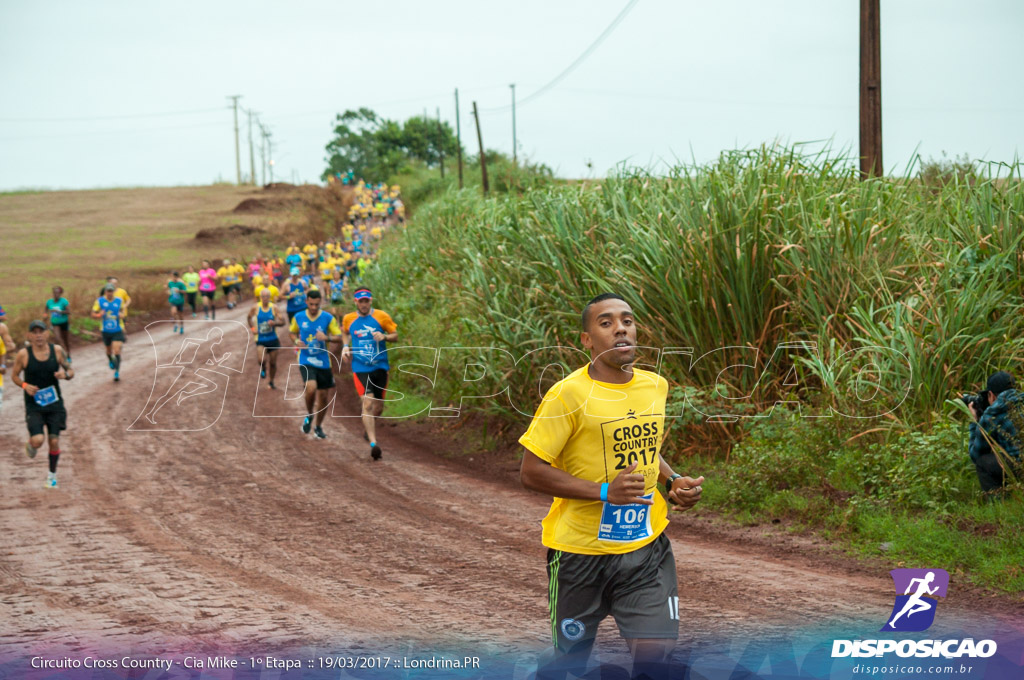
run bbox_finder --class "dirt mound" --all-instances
[261,182,298,192]
[232,198,270,213]
[194,224,267,240]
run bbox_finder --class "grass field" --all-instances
[0,184,334,337]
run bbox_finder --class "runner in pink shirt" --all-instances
[198,259,218,320]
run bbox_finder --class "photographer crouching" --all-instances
[966,371,1023,499]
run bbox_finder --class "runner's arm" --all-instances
[10,348,35,393]
[658,454,703,510]
[0,323,14,352]
[54,344,74,380]
[520,451,651,505]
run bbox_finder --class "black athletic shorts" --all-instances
[102,330,126,346]
[52,321,69,332]
[547,532,678,653]
[26,406,67,438]
[287,308,305,322]
[354,368,388,399]
[185,291,197,307]
[201,288,216,299]
[257,337,281,350]
[300,364,334,390]
[171,302,184,312]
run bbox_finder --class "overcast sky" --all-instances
[1,0,1021,190]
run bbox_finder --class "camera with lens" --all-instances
[961,391,990,414]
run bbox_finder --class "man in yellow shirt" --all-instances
[519,293,703,680]
[217,258,243,310]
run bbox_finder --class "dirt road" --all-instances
[2,313,1021,666]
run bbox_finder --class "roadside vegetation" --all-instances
[364,144,1024,592]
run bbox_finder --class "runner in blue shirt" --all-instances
[91,284,126,382]
[283,267,308,322]
[341,287,398,460]
[289,290,343,440]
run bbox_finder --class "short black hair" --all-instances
[581,293,628,331]
[306,289,321,300]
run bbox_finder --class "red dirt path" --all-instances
[2,311,1021,664]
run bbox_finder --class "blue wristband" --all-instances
[600,483,609,502]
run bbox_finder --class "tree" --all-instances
[321,109,461,181]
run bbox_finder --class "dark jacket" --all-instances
[969,388,1024,463]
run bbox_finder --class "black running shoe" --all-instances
[301,415,312,434]
[268,380,276,390]
[371,444,382,461]
[314,426,327,440]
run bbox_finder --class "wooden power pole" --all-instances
[228,95,242,185]
[472,101,489,195]
[455,88,464,189]
[437,107,445,179]
[859,0,882,178]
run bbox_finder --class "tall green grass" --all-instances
[366,145,1024,589]
[369,145,1024,429]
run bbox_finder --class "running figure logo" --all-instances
[130,322,248,431]
[880,568,949,632]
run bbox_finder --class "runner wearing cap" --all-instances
[248,287,285,389]
[198,260,218,320]
[290,290,343,440]
[341,287,397,461]
[283,267,308,323]
[10,320,74,488]
[44,286,72,361]
[92,284,126,382]
[519,293,704,680]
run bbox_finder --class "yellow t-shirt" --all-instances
[217,266,240,285]
[232,263,246,281]
[252,274,264,288]
[519,365,670,555]
[253,284,280,303]
[285,246,300,256]
[0,336,5,387]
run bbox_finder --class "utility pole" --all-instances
[510,83,517,165]
[472,101,488,195]
[455,88,464,189]
[247,109,257,185]
[258,122,268,186]
[859,0,882,178]
[227,95,242,185]
[436,107,445,178]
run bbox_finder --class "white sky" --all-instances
[1,0,1021,190]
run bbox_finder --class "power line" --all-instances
[0,107,227,123]
[484,0,639,113]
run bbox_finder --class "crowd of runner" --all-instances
[1,180,402,488]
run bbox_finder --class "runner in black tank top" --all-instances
[11,321,74,488]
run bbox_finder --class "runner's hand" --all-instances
[371,331,385,341]
[607,463,652,505]
[54,369,67,380]
[22,382,38,397]
[667,475,704,511]
[315,330,327,341]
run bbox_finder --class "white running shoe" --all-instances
[45,472,58,489]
